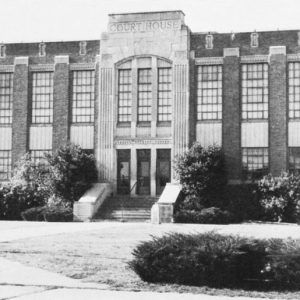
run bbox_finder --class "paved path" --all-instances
[1,221,300,299]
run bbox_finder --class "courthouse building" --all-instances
[0,10,300,197]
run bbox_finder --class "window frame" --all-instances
[0,72,13,125]
[0,150,11,180]
[288,62,300,119]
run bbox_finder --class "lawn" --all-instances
[1,222,300,299]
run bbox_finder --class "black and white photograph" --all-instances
[1,0,300,299]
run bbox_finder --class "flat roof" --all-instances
[108,10,185,16]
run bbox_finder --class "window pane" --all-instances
[118,69,132,123]
[0,73,13,124]
[289,147,300,172]
[197,65,222,121]
[158,68,172,122]
[30,150,51,166]
[288,62,300,119]
[137,69,152,122]
[71,70,95,123]
[0,150,11,180]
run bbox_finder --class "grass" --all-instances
[1,222,300,298]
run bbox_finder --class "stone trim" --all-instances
[14,57,29,65]
[69,63,96,70]
[269,46,286,56]
[287,53,300,62]
[223,48,239,57]
[195,57,223,65]
[114,138,172,146]
[0,65,14,72]
[54,55,69,64]
[29,64,54,72]
[240,55,268,63]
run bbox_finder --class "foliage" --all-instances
[174,207,233,224]
[256,172,300,223]
[43,205,73,222]
[130,232,300,289]
[45,143,98,204]
[21,206,46,221]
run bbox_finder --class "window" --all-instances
[0,150,11,180]
[79,41,87,55]
[158,68,172,122]
[31,72,53,124]
[39,43,46,57]
[71,70,95,123]
[242,148,269,180]
[288,62,300,119]
[205,34,213,49]
[197,65,222,120]
[118,69,132,123]
[241,63,268,120]
[138,69,152,123]
[289,148,300,172]
[0,73,13,124]
[251,32,259,47]
[30,150,51,165]
[0,44,6,58]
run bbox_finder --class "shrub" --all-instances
[256,172,300,223]
[21,206,46,221]
[129,232,266,288]
[43,205,73,222]
[174,143,226,208]
[174,207,233,224]
[130,232,300,289]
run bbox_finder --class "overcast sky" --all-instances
[1,0,300,42]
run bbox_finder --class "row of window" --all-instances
[0,70,95,125]
[118,67,172,124]
[197,62,300,121]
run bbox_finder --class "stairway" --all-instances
[93,195,158,222]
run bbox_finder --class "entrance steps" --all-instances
[93,195,158,222]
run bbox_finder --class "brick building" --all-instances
[0,10,300,198]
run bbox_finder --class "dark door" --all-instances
[156,149,171,195]
[117,149,130,194]
[137,149,151,195]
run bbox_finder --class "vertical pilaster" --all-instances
[130,148,137,195]
[12,57,29,166]
[269,46,287,175]
[131,59,137,138]
[53,56,69,151]
[150,147,156,196]
[151,57,158,137]
[223,48,241,182]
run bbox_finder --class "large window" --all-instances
[71,70,95,123]
[197,65,222,121]
[118,69,132,123]
[158,68,172,122]
[289,147,300,172]
[31,72,53,124]
[288,62,300,119]
[138,69,152,123]
[0,150,11,180]
[242,148,269,180]
[0,73,13,124]
[241,63,268,120]
[30,150,51,165]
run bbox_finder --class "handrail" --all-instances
[130,181,138,193]
[121,181,137,222]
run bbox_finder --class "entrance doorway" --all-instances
[156,149,171,195]
[117,149,130,194]
[137,149,151,195]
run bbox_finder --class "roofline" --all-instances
[109,10,185,16]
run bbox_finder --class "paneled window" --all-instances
[30,150,51,165]
[137,69,152,123]
[0,73,13,124]
[288,62,300,119]
[242,148,269,180]
[289,147,300,172]
[71,70,95,123]
[0,150,11,180]
[158,68,172,122]
[32,72,53,124]
[250,32,259,47]
[241,63,268,120]
[118,69,132,123]
[39,43,46,57]
[0,45,6,58]
[197,65,222,120]
[205,34,213,49]
[79,41,87,55]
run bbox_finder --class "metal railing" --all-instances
[121,181,137,222]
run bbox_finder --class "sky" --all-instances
[0,0,300,43]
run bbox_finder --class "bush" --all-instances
[21,206,46,221]
[256,172,300,223]
[174,143,226,208]
[174,207,233,224]
[43,205,73,222]
[130,232,300,289]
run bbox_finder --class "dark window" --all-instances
[242,148,269,180]
[251,32,259,47]
[241,63,268,120]
[288,62,300,119]
[32,72,53,124]
[0,73,13,124]
[289,147,300,172]
[39,43,46,57]
[0,45,6,58]
[158,68,172,122]
[71,70,95,123]
[79,41,87,55]
[0,150,11,180]
[197,65,222,120]
[138,69,152,123]
[118,69,132,123]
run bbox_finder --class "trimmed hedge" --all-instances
[130,232,300,289]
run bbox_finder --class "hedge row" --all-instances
[130,232,300,289]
